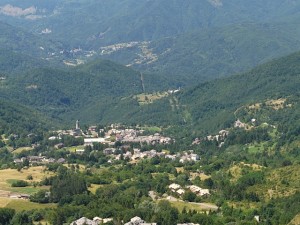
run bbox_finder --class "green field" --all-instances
[168,200,218,212]
[13,147,33,154]
[5,200,56,212]
[0,167,53,194]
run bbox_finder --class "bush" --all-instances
[11,180,29,187]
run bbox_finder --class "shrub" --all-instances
[11,180,29,187]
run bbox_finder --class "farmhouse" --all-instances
[188,185,210,196]
[124,216,157,225]
[84,137,109,146]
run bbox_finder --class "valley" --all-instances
[0,1,299,225]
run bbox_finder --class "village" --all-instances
[45,122,201,164]
[70,216,201,225]
[11,120,242,166]
[6,118,265,225]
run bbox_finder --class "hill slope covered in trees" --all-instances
[118,51,300,136]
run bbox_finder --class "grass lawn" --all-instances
[10,186,50,195]
[5,199,56,212]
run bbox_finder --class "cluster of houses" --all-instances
[14,156,65,165]
[177,224,200,225]
[70,217,113,225]
[168,183,210,197]
[70,216,200,225]
[100,41,141,55]
[192,129,229,148]
[101,127,172,145]
[113,149,165,161]
[124,216,156,225]
[50,122,173,147]
[102,148,200,163]
[234,119,247,128]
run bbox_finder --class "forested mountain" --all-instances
[0,59,145,124]
[118,51,300,135]
[2,1,300,84]
[103,23,300,85]
[0,21,64,59]
[0,99,51,136]
[1,0,300,47]
[1,49,299,137]
[0,0,300,130]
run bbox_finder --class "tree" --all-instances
[50,170,87,203]
[182,191,197,202]
[0,208,15,225]
[11,180,28,187]
[10,211,33,225]
[30,190,49,203]
[154,201,179,225]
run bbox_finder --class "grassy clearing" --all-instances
[65,145,85,153]
[5,200,56,212]
[135,92,169,105]
[248,164,300,200]
[169,200,217,212]
[10,186,49,195]
[190,172,211,181]
[229,162,264,182]
[265,98,287,110]
[140,126,162,133]
[176,167,184,173]
[246,141,276,154]
[0,166,53,194]
[0,197,12,207]
[228,201,261,210]
[13,147,33,154]
[33,221,49,225]
[288,213,300,225]
[247,143,264,154]
[88,184,103,194]
[63,163,86,172]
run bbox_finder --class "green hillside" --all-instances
[119,51,300,135]
[0,49,51,76]
[2,1,300,85]
[0,21,64,58]
[101,23,300,85]
[2,0,300,48]
[0,98,51,136]
[2,50,299,134]
[0,59,144,124]
[143,23,300,84]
